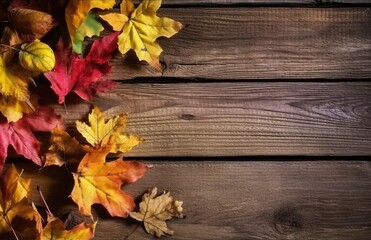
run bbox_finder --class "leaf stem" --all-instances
[37,186,53,217]
[125,222,143,239]
[0,43,21,52]
[4,215,19,240]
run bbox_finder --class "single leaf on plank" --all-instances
[65,0,116,53]
[42,213,96,240]
[0,106,62,172]
[71,143,148,217]
[76,106,141,153]
[44,128,86,167]
[44,33,118,104]
[0,165,42,238]
[100,0,184,71]
[129,187,184,237]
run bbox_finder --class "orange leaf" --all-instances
[42,214,96,240]
[71,144,148,217]
[0,165,41,237]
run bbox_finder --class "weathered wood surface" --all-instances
[133,0,371,5]
[109,7,371,80]
[16,161,371,239]
[51,82,371,156]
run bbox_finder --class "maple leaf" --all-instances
[0,106,61,172]
[42,214,96,240]
[100,0,184,71]
[76,106,141,153]
[0,165,42,237]
[129,187,184,237]
[71,143,148,217]
[44,33,118,104]
[65,0,116,53]
[44,128,86,167]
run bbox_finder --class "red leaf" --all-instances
[44,32,118,104]
[0,106,62,172]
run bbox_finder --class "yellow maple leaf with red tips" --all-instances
[76,106,141,153]
[0,165,41,238]
[71,143,148,217]
[100,0,184,71]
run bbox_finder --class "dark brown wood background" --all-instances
[8,0,371,239]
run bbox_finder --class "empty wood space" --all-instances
[4,0,371,239]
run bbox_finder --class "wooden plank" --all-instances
[108,7,371,80]
[50,82,371,156]
[17,161,371,239]
[132,0,371,6]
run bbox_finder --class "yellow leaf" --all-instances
[19,40,55,73]
[129,187,184,237]
[100,0,184,71]
[65,0,116,53]
[100,13,128,31]
[0,55,31,101]
[42,214,96,240]
[0,94,38,122]
[76,107,141,153]
[0,165,40,235]
[44,128,85,167]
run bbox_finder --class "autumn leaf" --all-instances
[0,94,38,122]
[129,187,184,237]
[65,0,116,53]
[44,128,86,167]
[0,106,62,172]
[76,106,141,153]
[100,0,184,70]
[0,165,41,238]
[71,143,148,217]
[19,39,56,73]
[42,214,96,240]
[44,33,118,104]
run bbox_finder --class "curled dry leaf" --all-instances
[44,128,85,167]
[100,0,184,71]
[0,165,42,238]
[129,187,184,237]
[71,143,148,217]
[19,39,56,73]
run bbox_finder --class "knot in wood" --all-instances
[273,207,303,235]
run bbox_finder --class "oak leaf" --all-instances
[44,33,118,104]
[129,187,184,237]
[0,165,42,237]
[76,106,141,153]
[100,0,184,71]
[0,106,61,172]
[71,143,148,217]
[44,128,86,167]
[65,0,115,53]
[42,213,96,240]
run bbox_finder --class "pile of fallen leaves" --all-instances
[0,0,184,239]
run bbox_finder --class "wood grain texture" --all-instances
[48,82,371,156]
[15,161,371,240]
[108,7,371,80]
[132,0,371,6]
